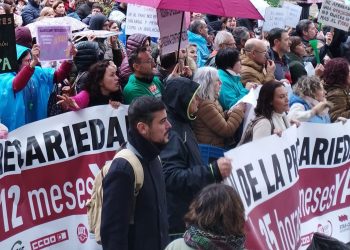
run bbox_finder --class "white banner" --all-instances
[263,7,286,32]
[225,121,350,249]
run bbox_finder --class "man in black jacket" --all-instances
[101,96,171,250]
[160,77,232,238]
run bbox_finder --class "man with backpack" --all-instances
[100,96,171,250]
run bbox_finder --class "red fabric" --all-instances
[13,66,35,93]
[12,62,72,93]
[54,61,73,83]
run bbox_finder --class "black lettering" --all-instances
[259,159,275,194]
[73,122,90,153]
[327,138,335,165]
[245,163,261,202]
[342,135,350,162]
[272,154,285,190]
[4,141,16,172]
[43,130,66,161]
[237,167,251,206]
[12,139,24,168]
[291,144,298,179]
[284,148,293,182]
[89,119,105,150]
[26,136,46,166]
[334,136,344,164]
[299,137,310,166]
[107,117,125,148]
[312,138,328,165]
[63,126,75,157]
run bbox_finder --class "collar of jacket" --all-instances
[127,128,162,162]
[241,55,264,72]
[268,48,289,65]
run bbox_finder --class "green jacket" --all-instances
[123,74,163,104]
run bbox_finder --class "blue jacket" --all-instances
[0,45,54,131]
[21,0,40,25]
[218,69,248,110]
[289,94,330,124]
[187,31,209,68]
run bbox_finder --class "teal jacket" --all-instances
[218,69,248,111]
[0,44,54,131]
[187,31,210,68]
[123,74,163,104]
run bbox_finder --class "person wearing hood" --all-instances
[188,19,210,68]
[100,96,170,250]
[160,77,232,238]
[119,33,151,87]
[21,0,41,25]
[0,44,75,131]
[75,0,94,20]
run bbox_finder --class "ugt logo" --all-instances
[77,224,88,243]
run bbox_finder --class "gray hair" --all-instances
[189,19,206,34]
[293,75,323,99]
[214,30,234,50]
[193,67,219,101]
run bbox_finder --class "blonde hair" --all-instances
[293,76,323,99]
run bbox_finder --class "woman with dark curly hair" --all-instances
[239,81,290,144]
[323,58,350,122]
[165,183,245,250]
[57,60,123,110]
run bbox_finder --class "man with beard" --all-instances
[123,46,163,104]
[101,96,171,250]
[267,28,292,82]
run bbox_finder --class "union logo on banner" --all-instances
[77,224,88,244]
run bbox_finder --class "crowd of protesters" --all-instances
[1,0,350,249]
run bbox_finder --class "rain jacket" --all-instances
[218,69,248,110]
[0,45,54,131]
[160,77,223,234]
[187,31,210,68]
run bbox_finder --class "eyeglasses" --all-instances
[253,50,267,54]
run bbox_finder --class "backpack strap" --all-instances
[115,147,144,224]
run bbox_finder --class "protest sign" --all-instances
[125,4,160,38]
[157,10,188,55]
[0,14,17,73]
[318,0,350,32]
[2,106,350,249]
[262,7,286,31]
[225,121,350,249]
[0,105,128,250]
[282,2,302,28]
[37,26,72,61]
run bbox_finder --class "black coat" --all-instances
[100,130,169,250]
[160,77,223,234]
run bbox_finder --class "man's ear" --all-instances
[136,122,148,136]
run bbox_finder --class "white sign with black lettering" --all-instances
[318,0,350,32]
[282,2,302,28]
[262,7,286,32]
[125,4,160,37]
